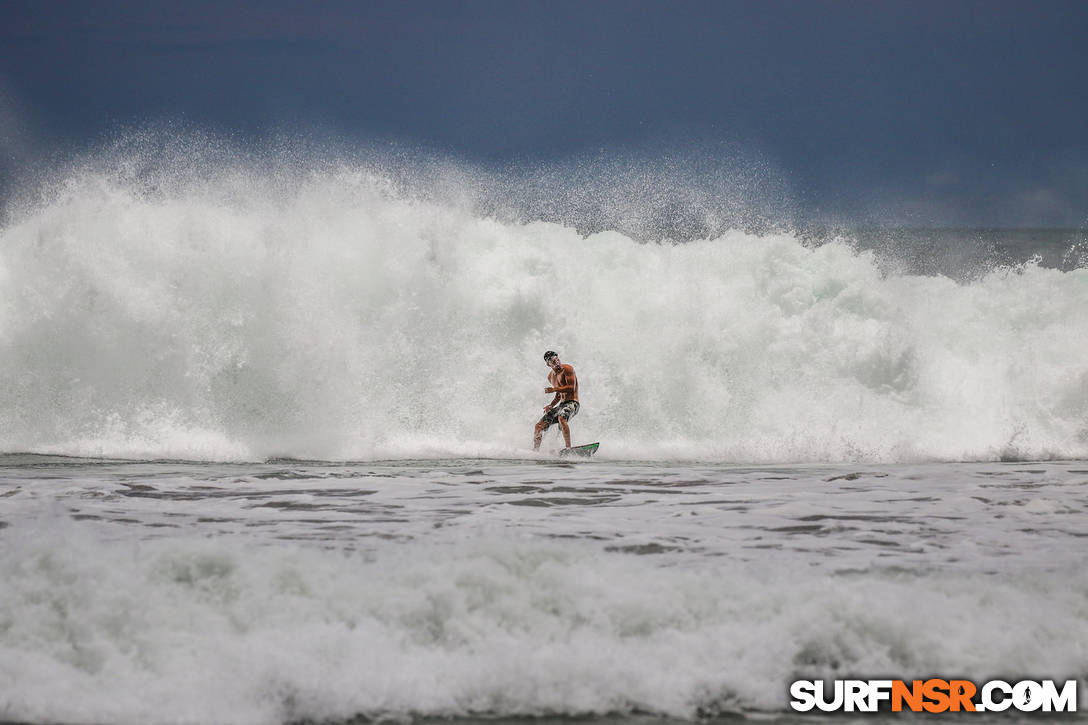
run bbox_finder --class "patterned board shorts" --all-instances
[539,400,580,428]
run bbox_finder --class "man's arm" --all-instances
[543,369,560,409]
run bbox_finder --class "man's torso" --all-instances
[549,364,578,403]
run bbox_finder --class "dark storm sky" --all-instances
[1,0,1087,226]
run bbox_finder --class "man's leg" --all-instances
[558,417,572,448]
[533,420,547,450]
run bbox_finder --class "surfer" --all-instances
[534,350,579,451]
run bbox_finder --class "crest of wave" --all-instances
[0,132,1086,461]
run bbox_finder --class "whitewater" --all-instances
[1,141,1086,724]
[1,142,1086,463]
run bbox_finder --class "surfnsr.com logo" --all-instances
[790,679,1078,713]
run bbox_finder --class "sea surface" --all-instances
[2,456,1087,724]
[1,140,1087,723]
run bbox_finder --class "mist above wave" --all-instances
[1,132,1086,462]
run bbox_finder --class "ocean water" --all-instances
[1,139,1087,724]
[2,457,1086,724]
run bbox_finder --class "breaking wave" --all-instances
[1,134,1086,462]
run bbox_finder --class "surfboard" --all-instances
[559,442,599,457]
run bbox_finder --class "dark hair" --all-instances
[543,350,558,361]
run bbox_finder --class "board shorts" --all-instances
[540,400,580,428]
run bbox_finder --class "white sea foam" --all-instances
[1,140,1086,462]
[1,519,1084,725]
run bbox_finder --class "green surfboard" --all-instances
[559,442,599,457]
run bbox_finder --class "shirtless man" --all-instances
[534,350,579,451]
